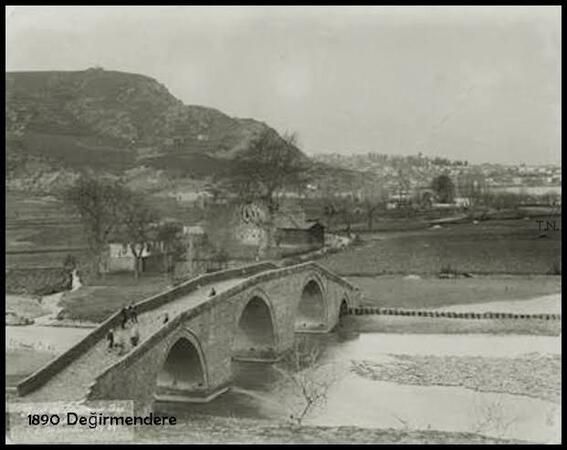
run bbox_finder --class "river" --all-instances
[156,332,561,443]
[6,325,560,443]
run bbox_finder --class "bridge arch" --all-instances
[232,289,277,359]
[339,295,350,317]
[333,293,351,330]
[156,329,209,394]
[296,274,328,331]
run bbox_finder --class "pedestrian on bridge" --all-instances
[209,288,216,297]
[120,307,128,329]
[106,328,115,350]
[128,302,138,323]
[130,322,140,348]
[163,313,169,324]
[115,328,127,355]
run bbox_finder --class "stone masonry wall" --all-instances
[86,263,359,409]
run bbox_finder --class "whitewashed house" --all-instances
[106,242,156,273]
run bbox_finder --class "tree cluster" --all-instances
[63,176,186,279]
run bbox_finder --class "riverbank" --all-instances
[4,413,525,444]
[135,414,524,444]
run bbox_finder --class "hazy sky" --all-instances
[6,6,561,164]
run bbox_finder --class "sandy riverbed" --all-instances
[430,294,561,314]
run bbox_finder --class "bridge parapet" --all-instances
[17,262,277,397]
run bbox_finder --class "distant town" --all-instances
[312,152,561,194]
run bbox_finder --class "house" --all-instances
[172,191,200,203]
[230,201,325,255]
[387,191,412,209]
[454,197,471,208]
[274,216,325,249]
[182,225,206,237]
[182,225,208,260]
[272,204,325,250]
[105,239,175,274]
[105,242,152,273]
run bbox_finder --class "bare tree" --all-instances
[431,174,456,204]
[119,194,159,279]
[471,393,518,439]
[361,181,388,230]
[228,129,308,210]
[273,337,343,426]
[322,201,339,231]
[155,221,187,279]
[63,175,129,277]
[225,129,310,253]
[337,197,356,234]
[395,166,414,214]
[458,172,488,210]
[319,182,341,231]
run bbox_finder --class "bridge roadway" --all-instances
[23,277,247,403]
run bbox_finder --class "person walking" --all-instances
[120,307,128,329]
[128,302,138,323]
[107,328,115,351]
[163,313,169,324]
[130,322,140,348]
[209,287,216,297]
[115,326,127,355]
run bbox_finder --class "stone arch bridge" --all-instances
[17,261,361,413]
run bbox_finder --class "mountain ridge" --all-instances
[6,67,309,193]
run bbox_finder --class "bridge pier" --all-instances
[154,384,230,404]
[231,353,283,363]
[294,322,333,334]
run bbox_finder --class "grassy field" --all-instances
[6,250,89,270]
[5,190,197,268]
[6,192,88,269]
[57,273,173,323]
[320,219,561,276]
[348,275,561,309]
[6,192,72,220]
[7,225,86,248]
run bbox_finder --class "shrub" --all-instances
[548,258,561,275]
[440,264,458,276]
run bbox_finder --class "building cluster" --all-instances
[313,153,561,191]
[103,200,326,277]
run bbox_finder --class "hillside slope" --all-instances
[6,68,304,192]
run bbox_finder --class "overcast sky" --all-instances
[6,6,561,164]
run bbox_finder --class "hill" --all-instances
[6,68,310,193]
